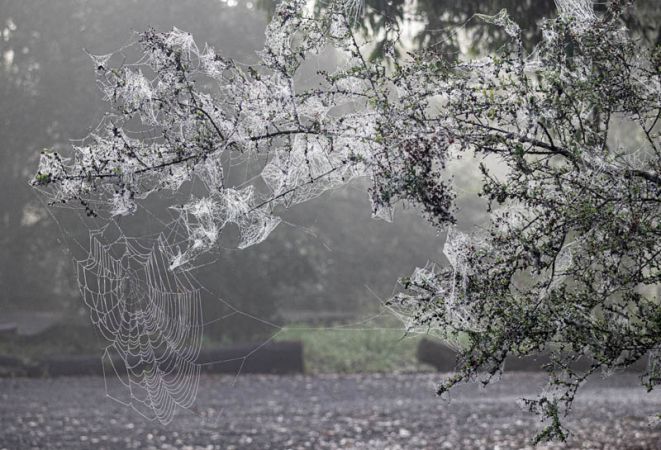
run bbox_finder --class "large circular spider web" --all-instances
[77,227,203,424]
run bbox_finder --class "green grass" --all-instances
[275,324,436,374]
[0,321,443,374]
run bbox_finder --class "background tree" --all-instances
[2,0,444,345]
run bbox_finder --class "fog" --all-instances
[0,0,658,343]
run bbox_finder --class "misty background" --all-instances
[1,0,659,349]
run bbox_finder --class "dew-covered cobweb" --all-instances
[78,229,203,423]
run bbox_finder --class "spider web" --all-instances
[77,227,203,423]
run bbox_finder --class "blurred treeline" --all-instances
[0,0,658,344]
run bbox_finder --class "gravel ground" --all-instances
[0,372,659,449]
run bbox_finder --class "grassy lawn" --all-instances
[0,320,442,374]
[275,324,436,374]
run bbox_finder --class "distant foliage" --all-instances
[33,0,659,440]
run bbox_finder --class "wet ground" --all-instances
[1,372,659,449]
